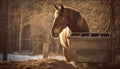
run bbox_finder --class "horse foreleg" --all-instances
[63,47,71,62]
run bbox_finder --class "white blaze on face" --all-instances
[54,10,59,19]
[52,10,59,36]
[52,10,59,28]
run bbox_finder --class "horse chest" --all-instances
[59,27,71,48]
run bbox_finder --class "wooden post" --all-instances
[56,39,60,55]
[8,0,12,53]
[1,0,8,61]
[43,43,49,58]
[18,4,24,53]
[110,0,115,63]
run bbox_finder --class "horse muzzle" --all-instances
[52,32,59,38]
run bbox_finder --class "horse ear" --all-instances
[61,4,64,11]
[53,3,59,10]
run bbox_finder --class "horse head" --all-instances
[52,4,70,38]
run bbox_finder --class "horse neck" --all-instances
[67,9,81,32]
[68,21,79,32]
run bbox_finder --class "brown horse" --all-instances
[51,4,89,62]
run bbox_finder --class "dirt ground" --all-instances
[0,58,120,69]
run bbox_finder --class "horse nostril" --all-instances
[52,32,57,37]
[52,29,59,38]
[55,32,58,37]
[52,32,55,37]
[52,32,59,38]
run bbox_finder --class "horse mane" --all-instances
[65,8,81,23]
[63,8,83,32]
[64,7,89,32]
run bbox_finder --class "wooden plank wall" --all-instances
[114,0,120,55]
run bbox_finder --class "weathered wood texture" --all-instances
[69,33,112,63]
[43,43,49,58]
[114,0,120,55]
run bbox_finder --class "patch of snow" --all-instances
[48,56,65,60]
[0,54,65,61]
[0,54,43,61]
